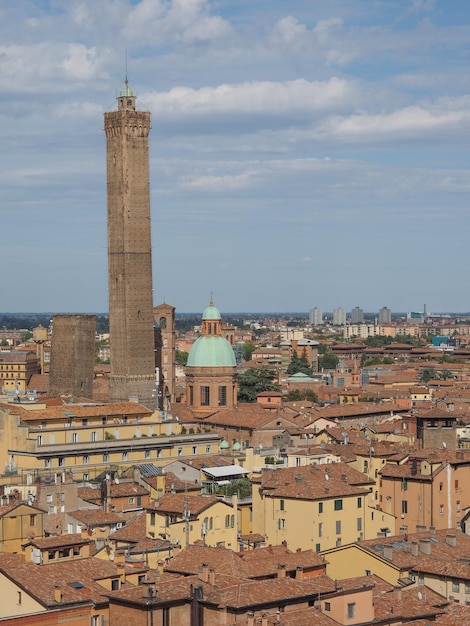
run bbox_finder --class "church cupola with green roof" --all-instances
[186,300,238,413]
[118,79,136,112]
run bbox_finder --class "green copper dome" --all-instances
[187,335,236,367]
[119,81,134,97]
[202,303,221,320]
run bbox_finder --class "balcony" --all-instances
[9,431,218,459]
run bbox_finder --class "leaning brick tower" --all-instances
[104,80,156,409]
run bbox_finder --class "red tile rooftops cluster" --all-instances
[165,543,325,580]
[259,463,373,500]
[68,509,124,527]
[0,401,152,421]
[148,494,224,516]
[0,553,137,608]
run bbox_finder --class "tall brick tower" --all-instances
[49,314,96,399]
[104,80,156,409]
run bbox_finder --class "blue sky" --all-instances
[1,0,470,315]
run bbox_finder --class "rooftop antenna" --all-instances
[125,48,128,86]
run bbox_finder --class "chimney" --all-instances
[261,612,269,626]
[446,534,457,547]
[277,563,286,578]
[117,563,126,583]
[247,612,255,626]
[200,563,209,583]
[394,587,402,601]
[295,566,304,581]
[341,474,348,483]
[54,585,62,604]
[419,539,431,555]
[416,524,426,534]
[208,568,216,586]
[383,545,393,561]
[411,542,419,557]
[430,526,436,535]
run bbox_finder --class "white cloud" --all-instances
[319,104,470,140]
[124,0,232,45]
[145,77,357,118]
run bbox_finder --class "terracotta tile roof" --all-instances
[0,351,36,363]
[0,552,135,608]
[240,549,325,579]
[27,373,49,392]
[227,608,340,626]
[148,494,225,516]
[259,463,373,500]
[380,448,470,479]
[163,472,200,493]
[68,509,124,527]
[374,586,447,622]
[432,602,470,625]
[107,572,240,606]
[204,576,336,609]
[170,455,233,471]
[203,404,293,430]
[165,544,242,576]
[356,528,470,575]
[109,511,146,542]
[0,401,152,422]
[110,511,172,553]
[22,533,93,550]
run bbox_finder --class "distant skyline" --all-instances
[2,1,470,314]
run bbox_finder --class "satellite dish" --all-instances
[442,442,447,449]
[417,591,423,601]
[114,478,120,485]
[325,474,329,481]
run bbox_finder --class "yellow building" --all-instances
[0,501,45,552]
[146,493,238,549]
[0,351,39,394]
[0,399,221,481]
[252,463,375,552]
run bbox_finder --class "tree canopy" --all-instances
[286,350,312,376]
[237,367,280,403]
[242,341,256,361]
[285,389,318,403]
[318,351,339,370]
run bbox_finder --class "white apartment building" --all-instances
[333,307,347,326]
[309,307,323,325]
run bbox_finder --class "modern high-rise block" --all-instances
[333,307,346,326]
[48,314,96,399]
[378,306,392,324]
[104,81,156,408]
[309,307,323,325]
[351,306,364,324]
